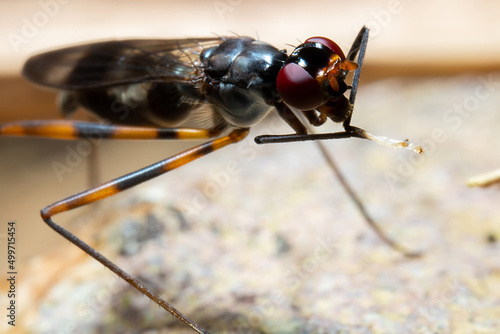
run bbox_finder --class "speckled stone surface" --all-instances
[7,75,500,334]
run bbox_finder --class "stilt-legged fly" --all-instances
[0,27,422,333]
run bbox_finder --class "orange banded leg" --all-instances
[0,120,224,140]
[39,128,249,334]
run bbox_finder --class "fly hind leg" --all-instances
[1,118,248,333]
[39,128,249,334]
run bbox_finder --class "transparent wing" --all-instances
[22,38,222,90]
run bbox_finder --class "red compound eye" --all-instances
[276,63,325,111]
[305,36,345,60]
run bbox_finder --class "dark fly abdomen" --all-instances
[201,37,287,127]
[67,81,204,127]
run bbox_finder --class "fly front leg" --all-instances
[254,102,331,144]
[274,102,308,135]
